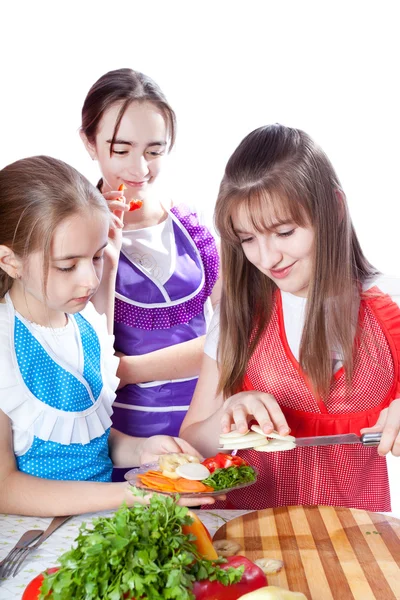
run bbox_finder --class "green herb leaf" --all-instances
[201,465,256,490]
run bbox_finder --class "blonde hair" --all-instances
[215,124,378,399]
[0,155,109,298]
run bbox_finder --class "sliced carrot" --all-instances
[118,183,127,191]
[173,479,213,493]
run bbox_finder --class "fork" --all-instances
[0,529,44,579]
[8,515,72,578]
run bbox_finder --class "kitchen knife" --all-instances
[295,432,382,448]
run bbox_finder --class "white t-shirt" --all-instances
[204,275,400,362]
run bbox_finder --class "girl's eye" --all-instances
[112,150,129,156]
[93,255,104,263]
[146,149,165,157]
[277,229,295,237]
[57,265,75,273]
[240,236,254,244]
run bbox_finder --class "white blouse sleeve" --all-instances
[364,275,400,309]
[80,301,120,393]
[204,303,220,361]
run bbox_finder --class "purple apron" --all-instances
[111,205,219,479]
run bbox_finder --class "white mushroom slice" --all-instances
[219,437,270,450]
[213,539,242,557]
[219,431,266,446]
[175,463,211,480]
[254,557,284,574]
[251,425,296,442]
[255,439,296,452]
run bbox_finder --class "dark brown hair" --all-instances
[81,68,176,153]
[215,124,378,399]
[0,155,109,298]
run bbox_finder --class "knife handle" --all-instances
[360,432,382,446]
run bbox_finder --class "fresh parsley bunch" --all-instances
[202,465,256,491]
[39,491,243,600]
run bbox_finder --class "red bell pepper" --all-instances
[193,556,267,600]
[22,567,58,599]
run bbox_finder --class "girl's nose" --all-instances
[82,263,100,291]
[259,239,282,270]
[127,155,149,180]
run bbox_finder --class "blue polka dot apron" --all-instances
[11,310,113,482]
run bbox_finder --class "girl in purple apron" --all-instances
[80,69,220,479]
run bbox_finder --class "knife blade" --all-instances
[295,432,382,448]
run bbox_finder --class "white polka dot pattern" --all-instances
[114,205,219,330]
[15,318,94,412]
[12,314,113,482]
[214,289,399,512]
[17,431,113,481]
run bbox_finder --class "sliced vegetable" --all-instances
[254,558,284,574]
[174,479,214,493]
[176,463,211,480]
[193,556,267,600]
[255,439,296,453]
[129,199,143,211]
[159,453,200,479]
[202,454,248,472]
[213,539,242,557]
[182,511,219,560]
[219,438,269,450]
[250,425,295,442]
[118,183,127,191]
[201,456,222,473]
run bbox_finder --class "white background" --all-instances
[1,0,399,514]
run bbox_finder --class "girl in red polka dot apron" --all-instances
[216,288,399,511]
[180,124,400,512]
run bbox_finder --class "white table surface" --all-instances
[0,509,250,600]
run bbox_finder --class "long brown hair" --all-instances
[215,124,378,399]
[81,68,177,153]
[0,156,109,298]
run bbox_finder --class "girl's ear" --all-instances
[0,246,22,279]
[79,130,98,161]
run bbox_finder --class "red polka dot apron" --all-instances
[214,288,400,511]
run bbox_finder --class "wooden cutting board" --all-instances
[213,506,400,600]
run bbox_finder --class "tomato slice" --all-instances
[214,453,248,468]
[202,453,249,472]
[201,457,221,473]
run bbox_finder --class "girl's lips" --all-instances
[123,180,147,188]
[72,295,91,304]
[270,263,296,279]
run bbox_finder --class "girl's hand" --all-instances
[137,435,203,465]
[103,190,127,270]
[221,390,290,437]
[122,481,224,507]
[361,398,400,456]
[103,190,129,230]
